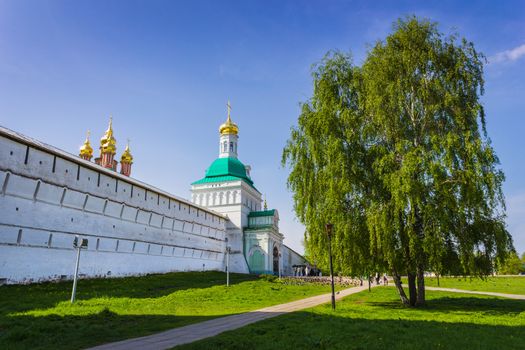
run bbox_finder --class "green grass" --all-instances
[177,287,525,350]
[422,276,525,295]
[0,271,332,350]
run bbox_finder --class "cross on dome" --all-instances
[219,100,239,135]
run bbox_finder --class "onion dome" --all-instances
[219,101,239,135]
[120,142,133,164]
[79,131,94,159]
[100,117,117,154]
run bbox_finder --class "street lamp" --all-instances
[225,237,231,287]
[325,223,335,310]
[71,236,88,303]
[278,252,282,279]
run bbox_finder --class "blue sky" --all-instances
[1,0,524,255]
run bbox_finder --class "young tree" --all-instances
[283,17,514,306]
[497,251,524,275]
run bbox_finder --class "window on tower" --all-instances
[223,141,227,152]
[230,142,234,152]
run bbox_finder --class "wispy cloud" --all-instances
[489,44,525,64]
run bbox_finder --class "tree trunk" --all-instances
[392,271,409,306]
[416,266,425,306]
[407,272,417,306]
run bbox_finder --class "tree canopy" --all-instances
[497,251,525,275]
[282,17,514,306]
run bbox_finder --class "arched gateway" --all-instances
[273,246,279,275]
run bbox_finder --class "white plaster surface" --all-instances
[0,128,228,284]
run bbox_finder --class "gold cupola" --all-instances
[120,141,133,164]
[100,116,117,154]
[219,101,239,135]
[79,130,94,160]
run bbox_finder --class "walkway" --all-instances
[88,284,369,350]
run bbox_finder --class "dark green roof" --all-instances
[192,157,255,187]
[248,209,276,217]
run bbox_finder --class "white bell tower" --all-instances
[219,101,238,159]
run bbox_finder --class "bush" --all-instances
[258,274,278,282]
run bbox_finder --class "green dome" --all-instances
[192,157,255,187]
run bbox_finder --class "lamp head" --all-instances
[325,223,333,237]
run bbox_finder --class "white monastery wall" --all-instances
[0,129,228,284]
[281,245,307,276]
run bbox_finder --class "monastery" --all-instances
[0,106,305,284]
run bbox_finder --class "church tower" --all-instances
[96,117,118,171]
[191,102,263,273]
[120,142,133,177]
[79,131,94,161]
[219,101,239,159]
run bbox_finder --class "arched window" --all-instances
[230,142,234,152]
[223,141,227,152]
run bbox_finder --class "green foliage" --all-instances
[0,271,332,349]
[258,274,278,282]
[282,16,514,305]
[497,251,525,275]
[178,288,525,350]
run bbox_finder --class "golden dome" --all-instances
[219,101,239,135]
[120,142,133,164]
[79,131,93,158]
[100,117,117,154]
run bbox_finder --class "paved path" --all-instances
[425,286,525,300]
[88,284,370,350]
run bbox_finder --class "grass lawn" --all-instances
[176,287,525,350]
[0,271,333,350]
[422,276,525,295]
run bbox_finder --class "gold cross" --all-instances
[227,100,232,119]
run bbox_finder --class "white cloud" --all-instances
[489,44,525,64]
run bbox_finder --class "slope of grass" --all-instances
[0,271,332,350]
[422,276,525,295]
[177,287,525,350]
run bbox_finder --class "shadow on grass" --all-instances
[0,271,255,313]
[368,296,525,316]
[176,310,525,350]
[2,308,227,350]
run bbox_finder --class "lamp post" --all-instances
[278,252,282,279]
[325,223,336,310]
[71,236,88,303]
[225,237,231,287]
